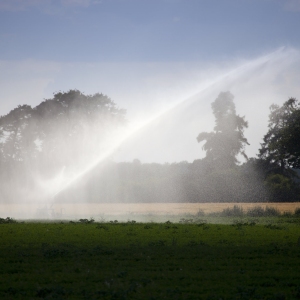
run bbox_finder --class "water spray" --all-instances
[47,47,289,206]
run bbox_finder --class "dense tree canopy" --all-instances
[197,92,249,169]
[0,90,127,201]
[0,90,126,168]
[0,89,299,204]
[258,98,300,174]
[34,90,126,175]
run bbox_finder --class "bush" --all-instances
[220,205,244,217]
[78,218,94,224]
[247,206,265,217]
[264,206,281,217]
[283,211,293,217]
[0,217,17,224]
[264,174,298,202]
[196,209,205,217]
[294,207,300,216]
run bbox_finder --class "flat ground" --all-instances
[1,220,300,299]
[1,202,300,220]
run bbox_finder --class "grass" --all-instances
[1,216,300,299]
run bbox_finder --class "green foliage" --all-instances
[259,97,300,171]
[1,222,300,299]
[247,206,266,217]
[294,207,300,216]
[69,159,270,203]
[220,205,244,217]
[78,218,95,224]
[264,224,284,230]
[0,90,126,166]
[250,97,300,203]
[250,206,281,218]
[0,217,17,224]
[265,173,292,189]
[283,211,293,217]
[179,218,194,224]
[264,173,299,202]
[0,90,127,202]
[264,206,281,217]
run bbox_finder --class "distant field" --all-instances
[1,202,300,220]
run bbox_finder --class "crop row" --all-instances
[1,222,300,299]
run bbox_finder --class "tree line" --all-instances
[196,91,300,202]
[0,90,126,202]
[0,89,299,203]
[57,91,300,203]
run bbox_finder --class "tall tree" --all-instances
[0,105,36,164]
[0,90,127,201]
[197,91,249,169]
[33,90,127,176]
[258,97,300,174]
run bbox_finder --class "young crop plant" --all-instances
[1,220,300,299]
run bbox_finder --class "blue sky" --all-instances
[1,0,300,62]
[1,0,300,163]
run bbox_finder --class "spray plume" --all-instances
[48,47,291,202]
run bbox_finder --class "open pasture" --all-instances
[1,220,300,299]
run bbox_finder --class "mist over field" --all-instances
[0,48,299,220]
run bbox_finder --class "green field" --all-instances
[1,218,300,299]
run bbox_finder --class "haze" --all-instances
[1,0,300,163]
[0,0,300,218]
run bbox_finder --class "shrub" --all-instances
[247,206,265,217]
[96,224,109,230]
[294,207,300,216]
[79,218,95,224]
[0,217,17,224]
[264,173,298,202]
[220,205,244,217]
[283,211,293,217]
[265,206,281,217]
[196,209,205,217]
[179,218,194,224]
[127,220,136,224]
[264,224,284,230]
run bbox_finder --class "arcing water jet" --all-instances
[48,47,293,204]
